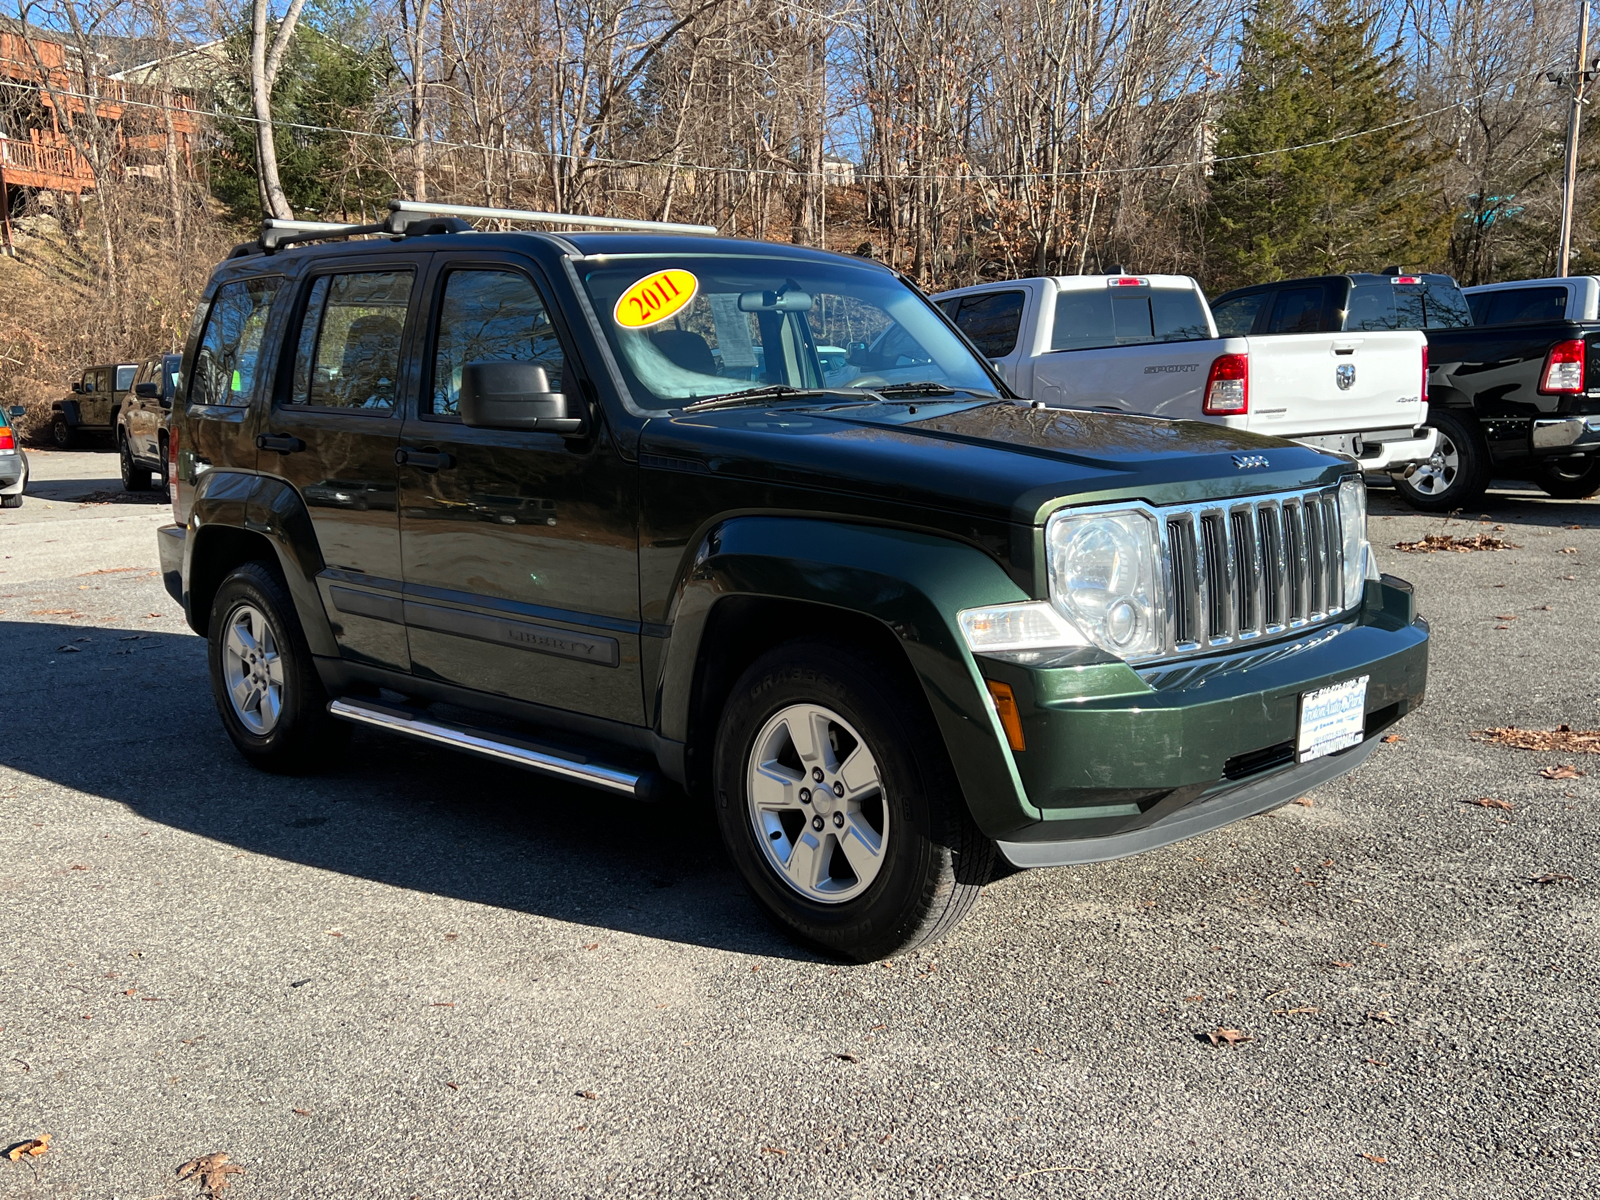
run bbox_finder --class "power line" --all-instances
[2,54,1564,185]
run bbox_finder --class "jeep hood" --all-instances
[640,400,1351,525]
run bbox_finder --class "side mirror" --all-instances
[134,382,159,399]
[7,406,23,420]
[458,361,584,435]
[71,381,83,394]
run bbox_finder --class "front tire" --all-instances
[207,560,348,773]
[119,433,152,491]
[713,639,993,961]
[51,414,75,449]
[1532,456,1600,499]
[0,493,20,509]
[1392,409,1489,511]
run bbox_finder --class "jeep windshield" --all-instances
[574,254,1002,410]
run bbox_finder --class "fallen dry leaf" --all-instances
[5,1135,48,1161]
[1494,614,1518,621]
[1560,547,1579,554]
[835,1052,861,1063]
[1464,796,1514,811]
[1394,533,1518,553]
[1568,524,1583,531]
[1560,574,1577,580]
[1473,724,1600,754]
[445,1082,459,1090]
[291,1108,311,1116]
[1539,765,1584,780]
[176,1152,244,1198]
[1368,1010,1397,1025]
[1360,1153,1390,1164]
[1291,796,1313,808]
[1380,734,1404,743]
[1200,1027,1252,1047]
[1184,994,1204,1002]
[581,943,599,951]
[430,1002,455,1008]
[1531,873,1575,885]
[761,1146,788,1156]
[1272,1005,1321,1016]
[1331,960,1353,968]
[577,1090,598,1100]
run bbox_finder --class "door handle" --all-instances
[256,433,306,454]
[395,446,453,471]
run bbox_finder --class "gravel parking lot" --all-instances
[1,447,1596,1198]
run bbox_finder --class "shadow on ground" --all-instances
[1,618,812,960]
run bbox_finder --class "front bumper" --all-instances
[1295,427,1438,472]
[157,523,186,609]
[974,576,1427,866]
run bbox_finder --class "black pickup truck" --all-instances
[1211,272,1600,509]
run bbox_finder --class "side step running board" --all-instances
[328,697,663,801]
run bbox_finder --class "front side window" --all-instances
[1266,286,1326,334]
[115,364,136,391]
[190,277,283,407]
[576,255,999,408]
[429,270,564,416]
[1210,293,1266,337]
[288,271,412,410]
[953,291,1025,357]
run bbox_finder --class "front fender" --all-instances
[52,400,80,425]
[186,470,336,656]
[656,516,1040,836]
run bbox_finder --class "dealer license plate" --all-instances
[1297,676,1369,763]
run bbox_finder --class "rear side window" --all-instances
[1051,287,1209,351]
[189,277,283,408]
[428,269,565,417]
[288,270,412,410]
[952,291,1025,357]
[1266,286,1327,333]
[115,364,136,391]
[1388,280,1474,330]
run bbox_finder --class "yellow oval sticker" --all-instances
[614,269,698,329]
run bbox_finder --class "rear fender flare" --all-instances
[185,470,335,655]
[656,516,1039,835]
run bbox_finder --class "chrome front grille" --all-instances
[1160,487,1345,656]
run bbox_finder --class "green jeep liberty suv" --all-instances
[157,202,1429,961]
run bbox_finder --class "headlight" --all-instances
[1338,474,1369,610]
[1044,508,1162,659]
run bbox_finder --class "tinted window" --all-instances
[1266,286,1327,333]
[1469,287,1568,326]
[1346,285,1398,330]
[1210,293,1265,337]
[429,270,564,417]
[953,291,1025,357]
[1051,287,1209,351]
[115,364,136,391]
[190,277,282,408]
[1388,280,1474,330]
[288,271,411,410]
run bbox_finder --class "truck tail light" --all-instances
[1107,276,1148,287]
[168,425,181,516]
[1540,339,1585,394]
[1421,342,1429,402]
[1203,353,1249,414]
[1391,275,1421,285]
[0,425,13,451]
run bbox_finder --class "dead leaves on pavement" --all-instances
[1539,764,1584,780]
[1393,533,1518,553]
[1199,1027,1251,1047]
[177,1153,243,1197]
[1473,724,1600,754]
[5,1135,48,1161]
[1464,796,1514,811]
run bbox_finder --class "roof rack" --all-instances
[256,200,718,254]
[388,200,717,237]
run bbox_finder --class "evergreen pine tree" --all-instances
[1205,0,1448,289]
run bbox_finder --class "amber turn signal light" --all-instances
[985,680,1026,752]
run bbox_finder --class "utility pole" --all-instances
[1555,0,1593,277]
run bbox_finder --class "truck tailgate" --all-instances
[1026,338,1229,418]
[1245,331,1426,437]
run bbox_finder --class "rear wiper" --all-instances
[681,385,866,412]
[870,381,959,398]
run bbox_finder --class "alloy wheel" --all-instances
[222,603,285,735]
[1407,430,1460,497]
[746,702,889,904]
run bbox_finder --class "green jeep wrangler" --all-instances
[157,202,1429,961]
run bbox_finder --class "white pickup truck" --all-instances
[933,274,1436,472]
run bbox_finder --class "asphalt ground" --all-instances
[1,446,1596,1199]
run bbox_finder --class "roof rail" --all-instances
[388,200,717,237]
[260,217,387,252]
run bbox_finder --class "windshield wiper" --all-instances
[681,385,866,412]
[870,381,960,398]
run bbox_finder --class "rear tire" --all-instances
[50,414,74,449]
[119,433,152,491]
[1392,409,1489,511]
[1532,456,1600,499]
[0,493,20,508]
[712,638,993,962]
[207,560,348,773]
